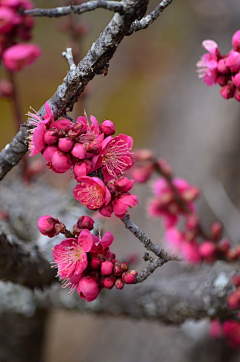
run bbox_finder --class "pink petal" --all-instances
[78,229,93,252]
[100,230,114,249]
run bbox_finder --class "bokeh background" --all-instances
[1,0,240,361]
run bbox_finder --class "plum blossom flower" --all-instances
[73,176,111,210]
[92,134,134,181]
[52,229,93,279]
[3,43,41,71]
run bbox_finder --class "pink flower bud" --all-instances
[101,261,113,276]
[73,160,92,178]
[115,278,124,289]
[217,75,231,86]
[210,222,223,241]
[227,291,240,310]
[78,276,99,302]
[106,252,116,260]
[103,276,115,289]
[100,120,115,136]
[134,149,153,162]
[157,158,172,177]
[42,146,58,162]
[3,43,41,72]
[132,165,153,183]
[44,130,58,145]
[113,265,123,276]
[86,141,101,154]
[121,261,129,272]
[130,270,138,277]
[232,275,240,287]
[217,59,229,74]
[90,257,102,269]
[185,214,199,230]
[71,143,87,159]
[79,216,94,230]
[181,187,199,202]
[235,88,240,102]
[226,51,240,73]
[38,215,64,237]
[218,239,231,253]
[232,72,240,88]
[122,272,135,284]
[51,150,71,172]
[114,177,135,192]
[199,241,217,262]
[232,30,240,52]
[220,83,235,99]
[58,138,73,152]
[0,79,13,98]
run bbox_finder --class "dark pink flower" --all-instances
[196,52,218,86]
[0,7,17,34]
[71,143,87,159]
[73,176,111,210]
[112,193,138,218]
[92,134,134,180]
[225,50,240,73]
[101,260,113,276]
[100,120,115,136]
[51,150,71,173]
[58,138,73,152]
[220,82,235,99]
[52,229,93,279]
[3,43,41,71]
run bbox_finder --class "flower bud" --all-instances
[113,265,123,276]
[100,120,115,136]
[38,215,65,237]
[115,278,124,289]
[218,239,230,254]
[232,30,240,52]
[51,150,71,172]
[90,257,102,269]
[101,261,114,276]
[210,222,223,241]
[121,261,129,272]
[132,165,153,183]
[44,129,58,145]
[232,72,240,88]
[129,270,138,277]
[58,138,73,152]
[71,143,87,159]
[134,149,153,162]
[114,177,134,192]
[217,59,229,74]
[86,141,101,154]
[227,291,240,310]
[78,276,99,302]
[217,75,230,86]
[232,275,240,288]
[220,83,235,99]
[103,276,115,289]
[122,272,135,284]
[199,242,217,263]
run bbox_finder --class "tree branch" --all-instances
[0,230,55,289]
[24,1,127,18]
[127,0,173,35]
[121,214,181,261]
[0,0,154,180]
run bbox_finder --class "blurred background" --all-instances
[1,0,240,361]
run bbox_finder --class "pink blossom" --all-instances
[202,40,220,56]
[71,143,87,159]
[220,82,235,99]
[58,138,73,152]
[44,129,58,145]
[115,278,124,289]
[232,30,240,52]
[232,72,240,88]
[227,291,240,310]
[38,215,64,237]
[0,7,17,34]
[52,229,93,279]
[92,134,134,181]
[51,150,72,173]
[73,176,111,210]
[42,146,58,162]
[222,320,240,348]
[100,120,115,136]
[132,165,153,183]
[103,276,115,289]
[111,193,138,218]
[113,176,135,193]
[225,50,240,73]
[101,260,114,276]
[78,276,100,302]
[122,272,135,284]
[196,53,218,86]
[3,43,41,71]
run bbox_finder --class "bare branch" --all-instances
[128,0,173,35]
[24,1,127,18]
[121,213,181,261]
[0,230,55,289]
[62,48,76,72]
[135,253,167,283]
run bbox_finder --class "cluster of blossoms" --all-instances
[132,149,240,264]
[28,103,138,218]
[196,30,240,101]
[38,215,138,302]
[0,0,41,71]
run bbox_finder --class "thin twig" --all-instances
[24,1,127,17]
[121,214,181,261]
[62,48,77,72]
[128,0,172,35]
[135,253,167,283]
